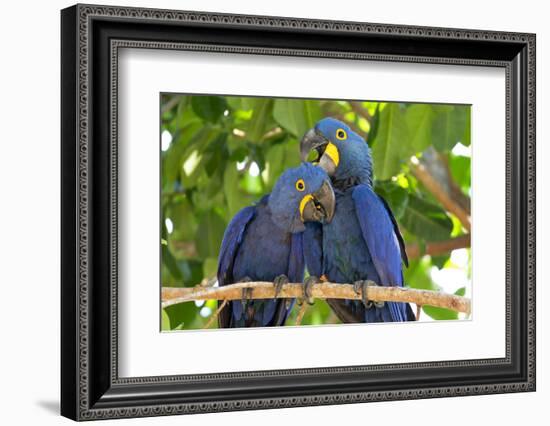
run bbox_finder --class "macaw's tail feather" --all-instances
[326,299,362,323]
[218,299,232,328]
[405,302,416,321]
[327,299,415,323]
[223,299,293,328]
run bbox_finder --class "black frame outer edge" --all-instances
[61,4,535,421]
[61,4,78,421]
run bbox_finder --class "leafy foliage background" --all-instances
[160,94,471,331]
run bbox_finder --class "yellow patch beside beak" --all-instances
[299,194,314,221]
[325,142,340,167]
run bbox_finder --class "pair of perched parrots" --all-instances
[217,117,415,328]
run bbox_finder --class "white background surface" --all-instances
[119,49,505,377]
[0,0,547,424]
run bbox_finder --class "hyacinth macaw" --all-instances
[217,163,335,328]
[300,117,415,323]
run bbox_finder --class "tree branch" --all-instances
[161,95,182,115]
[441,154,471,215]
[349,101,373,122]
[405,234,470,259]
[162,282,471,314]
[411,158,471,232]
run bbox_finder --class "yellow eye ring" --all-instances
[295,179,306,192]
[336,128,347,140]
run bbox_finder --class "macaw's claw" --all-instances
[368,282,385,308]
[239,276,253,311]
[273,274,292,310]
[273,274,289,298]
[303,276,318,305]
[353,280,385,309]
[352,280,370,309]
[354,280,371,309]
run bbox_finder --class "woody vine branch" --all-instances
[162,281,471,314]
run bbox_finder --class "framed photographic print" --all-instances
[61,3,536,420]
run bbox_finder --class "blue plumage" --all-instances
[301,118,414,323]
[217,163,335,328]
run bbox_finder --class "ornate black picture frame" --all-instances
[61,3,536,421]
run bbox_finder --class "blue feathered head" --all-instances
[300,117,373,187]
[268,162,335,233]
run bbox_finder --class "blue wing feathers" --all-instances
[217,206,256,287]
[377,194,409,267]
[217,206,255,328]
[269,232,304,326]
[352,185,410,322]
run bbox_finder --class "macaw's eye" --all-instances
[336,128,347,140]
[295,179,306,192]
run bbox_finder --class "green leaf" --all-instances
[228,146,248,162]
[263,138,301,190]
[178,127,221,189]
[246,99,274,142]
[162,243,183,283]
[191,96,228,123]
[374,180,409,220]
[400,194,453,241]
[454,287,466,296]
[164,302,199,331]
[366,103,380,145]
[406,104,433,153]
[431,254,450,269]
[175,97,200,128]
[241,172,263,195]
[162,117,205,192]
[161,309,171,331]
[223,164,252,217]
[203,257,218,279]
[166,196,198,241]
[448,154,471,195]
[462,107,471,146]
[404,257,439,291]
[178,259,204,287]
[196,211,227,258]
[225,96,243,111]
[303,101,322,132]
[371,103,410,180]
[161,208,184,283]
[422,304,458,320]
[204,133,229,177]
[273,99,322,139]
[432,105,468,152]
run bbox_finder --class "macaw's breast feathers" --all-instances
[216,198,307,328]
[287,232,305,283]
[303,222,324,279]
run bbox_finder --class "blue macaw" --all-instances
[300,117,415,323]
[217,163,335,328]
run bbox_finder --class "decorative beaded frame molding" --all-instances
[61,3,536,421]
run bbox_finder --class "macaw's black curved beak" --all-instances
[300,180,336,224]
[300,128,338,176]
[300,128,329,163]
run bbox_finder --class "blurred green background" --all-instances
[160,94,471,331]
